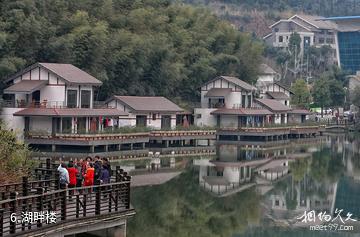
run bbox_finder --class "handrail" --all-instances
[0,170,132,237]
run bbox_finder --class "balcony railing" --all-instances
[1,100,108,109]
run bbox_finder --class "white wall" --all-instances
[225,91,242,108]
[194,108,217,127]
[40,85,66,106]
[0,108,25,140]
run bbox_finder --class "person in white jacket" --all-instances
[57,160,69,189]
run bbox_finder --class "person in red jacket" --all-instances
[84,163,95,187]
[67,161,78,187]
[67,161,78,197]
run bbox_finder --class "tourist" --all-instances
[93,156,102,186]
[102,157,112,178]
[67,161,78,193]
[75,159,84,188]
[67,161,78,198]
[84,163,95,186]
[99,164,110,184]
[57,161,69,190]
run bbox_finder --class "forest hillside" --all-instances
[0,0,263,105]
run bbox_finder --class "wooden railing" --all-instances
[150,130,216,137]
[0,169,132,237]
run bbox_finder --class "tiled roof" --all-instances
[204,88,232,97]
[274,82,294,94]
[292,14,337,30]
[5,62,102,85]
[110,96,183,113]
[204,76,256,91]
[266,92,290,100]
[4,80,47,94]
[210,108,273,116]
[259,64,277,75]
[219,76,256,91]
[39,63,102,85]
[255,99,291,112]
[14,108,128,117]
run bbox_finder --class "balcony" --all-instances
[1,99,108,109]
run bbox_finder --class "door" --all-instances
[77,117,87,133]
[281,114,285,124]
[161,115,171,129]
[136,115,147,127]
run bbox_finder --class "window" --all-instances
[278,36,283,43]
[152,113,157,120]
[319,38,325,44]
[320,30,325,34]
[274,28,279,32]
[196,114,201,119]
[80,90,91,108]
[326,38,334,44]
[62,117,72,133]
[247,95,252,108]
[275,200,280,206]
[338,32,360,73]
[285,100,288,106]
[67,90,77,108]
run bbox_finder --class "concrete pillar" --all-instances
[105,145,109,152]
[90,145,95,153]
[117,144,121,151]
[130,143,133,150]
[164,140,169,148]
[86,117,89,133]
[194,140,198,147]
[51,144,56,152]
[237,136,241,141]
[142,142,146,149]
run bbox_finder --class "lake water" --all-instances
[121,134,360,237]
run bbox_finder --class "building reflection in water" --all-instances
[193,136,358,224]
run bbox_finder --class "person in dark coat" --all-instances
[99,164,110,184]
[93,156,102,185]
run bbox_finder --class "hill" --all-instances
[182,0,360,37]
[0,0,263,105]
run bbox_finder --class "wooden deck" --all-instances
[0,168,134,237]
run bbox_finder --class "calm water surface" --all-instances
[119,134,360,237]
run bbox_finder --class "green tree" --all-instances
[351,86,360,108]
[312,77,331,117]
[288,32,301,57]
[291,79,311,108]
[328,79,345,107]
[0,126,34,184]
[0,0,263,105]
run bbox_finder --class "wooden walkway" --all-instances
[0,166,134,237]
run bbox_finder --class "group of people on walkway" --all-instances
[57,156,112,189]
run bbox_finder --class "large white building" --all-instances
[264,14,338,62]
[1,63,128,138]
[194,73,308,129]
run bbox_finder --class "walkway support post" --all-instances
[95,187,101,215]
[61,189,66,221]
[9,192,17,234]
[22,177,28,197]
[36,188,44,228]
